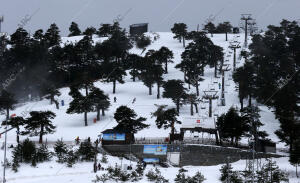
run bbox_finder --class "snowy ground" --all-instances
[0,148,298,183]
[0,32,295,182]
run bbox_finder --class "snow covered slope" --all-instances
[0,32,283,148]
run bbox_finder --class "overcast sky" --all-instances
[0,0,299,36]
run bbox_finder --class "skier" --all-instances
[98,163,101,170]
[132,97,136,104]
[218,83,221,89]
[114,97,117,103]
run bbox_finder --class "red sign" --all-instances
[11,114,16,118]
[196,119,200,123]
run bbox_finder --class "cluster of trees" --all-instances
[203,21,233,40]
[0,21,152,101]
[219,158,289,183]
[232,19,300,167]
[171,21,233,47]
[12,138,52,172]
[12,137,98,172]
[4,111,56,144]
[217,106,268,146]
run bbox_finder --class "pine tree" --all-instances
[203,22,216,37]
[66,150,77,167]
[4,116,25,143]
[216,22,233,41]
[152,107,181,138]
[140,50,164,97]
[241,106,268,141]
[290,138,300,177]
[83,26,96,36]
[156,46,174,74]
[88,87,110,121]
[113,106,149,134]
[171,23,188,47]
[0,90,17,120]
[44,23,61,47]
[216,107,247,146]
[36,144,52,162]
[12,144,22,172]
[97,24,112,37]
[162,80,187,113]
[44,85,61,106]
[23,111,56,143]
[67,86,94,126]
[68,22,81,37]
[190,171,206,183]
[136,34,151,49]
[219,163,242,183]
[127,54,143,82]
[21,138,37,163]
[54,139,68,163]
[76,139,95,161]
[185,94,200,116]
[174,171,188,183]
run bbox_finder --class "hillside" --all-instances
[0,32,283,147]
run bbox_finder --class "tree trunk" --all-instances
[183,37,185,47]
[296,165,298,178]
[248,94,252,106]
[225,32,228,41]
[176,99,180,113]
[97,108,100,121]
[6,108,9,120]
[240,97,244,111]
[17,127,20,144]
[85,85,88,96]
[50,95,53,105]
[84,111,88,126]
[149,85,152,95]
[157,83,160,99]
[39,125,44,144]
[113,80,116,94]
[190,102,194,116]
[231,137,234,145]
[214,62,217,78]
[102,108,105,116]
[132,68,136,82]
[165,61,168,74]
[194,103,198,113]
[196,81,199,96]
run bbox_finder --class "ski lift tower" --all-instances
[203,89,218,118]
[229,41,241,71]
[241,14,252,47]
[220,64,230,106]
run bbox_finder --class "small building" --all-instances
[101,129,134,145]
[130,23,148,36]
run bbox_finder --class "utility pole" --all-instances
[0,16,4,61]
[220,64,230,106]
[93,139,99,173]
[241,14,252,47]
[0,15,7,183]
[229,41,241,71]
[203,90,218,117]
